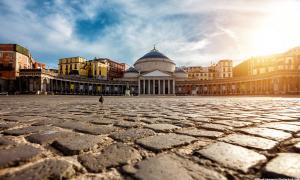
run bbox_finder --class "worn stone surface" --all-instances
[259,122,300,132]
[0,96,300,179]
[55,120,118,135]
[199,123,233,131]
[263,153,300,179]
[145,123,181,132]
[219,134,278,150]
[132,153,226,180]
[79,143,141,172]
[136,133,196,152]
[0,159,76,180]
[0,145,43,168]
[109,128,155,142]
[197,142,267,173]
[52,134,107,155]
[3,126,54,136]
[239,127,292,141]
[26,130,73,145]
[293,142,300,152]
[175,128,223,138]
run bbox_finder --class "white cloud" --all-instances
[0,0,299,68]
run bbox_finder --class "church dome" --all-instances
[134,47,176,73]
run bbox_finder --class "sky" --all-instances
[1,0,300,68]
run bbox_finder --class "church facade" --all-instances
[122,47,187,95]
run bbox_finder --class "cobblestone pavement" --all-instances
[0,95,300,180]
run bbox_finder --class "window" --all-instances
[0,52,2,58]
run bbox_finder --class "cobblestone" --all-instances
[197,142,267,173]
[219,134,278,150]
[78,143,141,172]
[0,145,43,168]
[145,123,181,132]
[132,153,226,180]
[0,96,300,179]
[239,127,292,141]
[26,130,73,145]
[109,128,155,142]
[263,153,300,179]
[0,159,76,179]
[175,128,223,138]
[3,126,54,136]
[52,134,108,155]
[136,133,196,152]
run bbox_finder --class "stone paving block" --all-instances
[214,120,253,127]
[197,142,266,173]
[0,136,16,146]
[75,125,118,135]
[2,126,54,136]
[26,130,73,145]
[52,134,106,155]
[109,128,155,142]
[293,142,300,152]
[239,127,292,141]
[132,153,226,180]
[175,128,223,138]
[0,122,18,131]
[136,133,196,152]
[145,123,181,132]
[263,153,300,179]
[2,116,38,122]
[0,159,76,180]
[78,143,141,172]
[90,119,118,125]
[0,144,43,168]
[115,121,141,128]
[219,134,278,150]
[55,121,118,135]
[199,123,233,131]
[259,122,300,132]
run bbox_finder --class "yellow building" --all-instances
[58,56,108,79]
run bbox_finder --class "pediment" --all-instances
[142,70,171,77]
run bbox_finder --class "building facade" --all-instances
[1,43,299,95]
[122,47,188,95]
[0,44,45,92]
[58,57,108,79]
[93,58,126,80]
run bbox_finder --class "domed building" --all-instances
[123,46,187,95]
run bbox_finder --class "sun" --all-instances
[249,1,300,56]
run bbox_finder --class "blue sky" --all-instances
[1,0,300,68]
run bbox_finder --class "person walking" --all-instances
[99,95,104,104]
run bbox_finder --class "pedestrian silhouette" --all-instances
[99,95,104,104]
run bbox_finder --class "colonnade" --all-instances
[138,78,175,95]
[176,76,300,95]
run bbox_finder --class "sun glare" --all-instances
[249,1,300,56]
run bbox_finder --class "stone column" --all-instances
[138,78,140,95]
[148,79,150,95]
[143,79,145,95]
[163,80,165,95]
[173,79,175,95]
[153,79,155,95]
[168,80,170,95]
[158,79,161,95]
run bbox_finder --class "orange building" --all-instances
[0,44,45,92]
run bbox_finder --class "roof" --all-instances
[138,47,170,60]
[125,67,139,73]
[134,47,175,65]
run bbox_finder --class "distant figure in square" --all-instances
[99,95,104,104]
